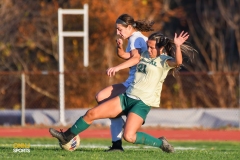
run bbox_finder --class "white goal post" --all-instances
[58,4,89,125]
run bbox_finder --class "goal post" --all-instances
[58,4,89,125]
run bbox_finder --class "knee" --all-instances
[84,109,97,121]
[122,131,135,143]
[95,92,101,103]
[95,92,106,104]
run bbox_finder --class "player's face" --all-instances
[116,24,132,39]
[147,40,159,58]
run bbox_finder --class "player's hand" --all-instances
[116,38,123,48]
[174,31,189,47]
[106,66,120,77]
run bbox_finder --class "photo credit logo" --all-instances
[13,143,30,153]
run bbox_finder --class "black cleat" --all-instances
[105,140,124,152]
[49,128,69,145]
[159,136,174,153]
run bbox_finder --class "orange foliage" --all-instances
[0,0,186,109]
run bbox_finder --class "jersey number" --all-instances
[137,64,147,74]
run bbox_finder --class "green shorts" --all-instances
[119,93,151,121]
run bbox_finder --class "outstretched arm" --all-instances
[167,31,189,67]
[107,48,141,77]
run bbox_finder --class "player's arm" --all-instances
[107,48,141,77]
[167,31,189,67]
[116,38,131,60]
[166,45,182,67]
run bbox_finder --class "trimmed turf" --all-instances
[0,137,240,160]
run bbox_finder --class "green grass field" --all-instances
[0,137,240,160]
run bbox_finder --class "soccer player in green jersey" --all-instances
[96,13,154,151]
[49,31,196,153]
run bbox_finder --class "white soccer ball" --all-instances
[60,135,80,151]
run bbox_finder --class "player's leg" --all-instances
[83,96,123,123]
[124,112,163,146]
[106,116,125,151]
[123,112,143,143]
[123,101,174,153]
[95,83,127,152]
[95,83,127,104]
[49,96,123,145]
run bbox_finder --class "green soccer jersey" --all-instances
[126,51,174,107]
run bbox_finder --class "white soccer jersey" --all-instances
[126,51,174,107]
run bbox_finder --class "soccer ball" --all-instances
[60,135,80,151]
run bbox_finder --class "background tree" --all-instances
[169,0,240,108]
[0,0,184,109]
[0,0,239,109]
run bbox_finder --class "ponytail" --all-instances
[116,14,154,32]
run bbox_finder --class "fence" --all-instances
[0,71,239,127]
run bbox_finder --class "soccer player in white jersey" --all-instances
[49,31,197,153]
[95,14,154,151]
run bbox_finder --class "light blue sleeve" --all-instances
[126,37,147,53]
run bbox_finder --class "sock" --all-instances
[134,132,163,147]
[70,116,90,135]
[110,117,124,142]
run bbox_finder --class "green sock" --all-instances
[134,132,163,148]
[70,116,90,135]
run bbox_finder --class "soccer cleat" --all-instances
[159,136,174,153]
[105,140,124,152]
[49,128,70,145]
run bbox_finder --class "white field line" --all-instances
[1,143,196,150]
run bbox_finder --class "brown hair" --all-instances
[116,14,154,32]
[148,32,197,76]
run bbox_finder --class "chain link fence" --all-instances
[0,71,239,128]
[0,71,239,110]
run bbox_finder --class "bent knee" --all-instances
[85,109,97,120]
[95,92,101,103]
[95,92,107,103]
[123,132,136,143]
